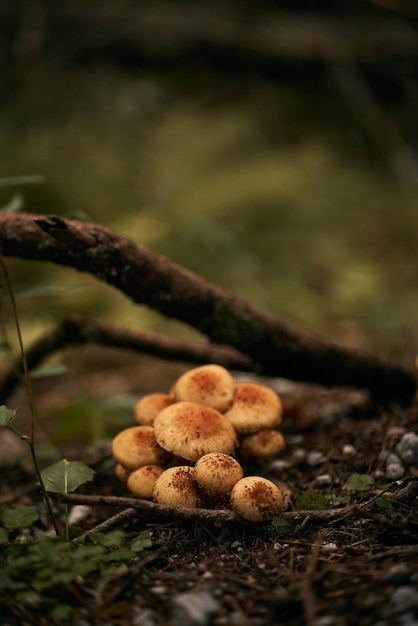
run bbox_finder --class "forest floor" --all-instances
[1,349,418,626]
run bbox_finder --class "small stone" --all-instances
[131,607,157,626]
[171,591,219,626]
[379,451,402,465]
[383,564,410,585]
[307,451,326,467]
[386,463,404,480]
[396,432,418,465]
[292,448,307,463]
[269,459,290,473]
[390,586,418,613]
[342,444,357,458]
[315,474,332,487]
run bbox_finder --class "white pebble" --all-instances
[386,463,404,480]
[307,451,326,467]
[390,586,418,613]
[396,432,418,465]
[315,474,332,487]
[172,591,219,626]
[342,444,357,458]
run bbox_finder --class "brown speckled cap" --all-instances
[225,381,282,434]
[133,392,174,425]
[194,452,244,494]
[153,401,237,461]
[172,364,235,412]
[238,428,285,460]
[230,476,284,522]
[152,466,202,508]
[127,464,166,500]
[111,425,168,470]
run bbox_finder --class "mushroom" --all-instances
[133,392,174,426]
[127,464,166,499]
[238,428,285,460]
[225,381,282,434]
[230,476,284,522]
[111,425,169,470]
[114,463,131,482]
[194,452,244,494]
[152,466,202,508]
[172,364,235,412]
[153,401,237,462]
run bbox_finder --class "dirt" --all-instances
[1,350,418,626]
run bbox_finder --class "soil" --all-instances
[1,349,418,626]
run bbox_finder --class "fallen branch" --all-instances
[61,478,418,528]
[0,315,255,403]
[60,493,366,527]
[0,212,416,404]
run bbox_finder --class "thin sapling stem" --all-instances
[0,253,60,536]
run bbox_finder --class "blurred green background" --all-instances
[2,0,418,366]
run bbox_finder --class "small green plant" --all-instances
[296,489,329,511]
[271,516,291,535]
[342,473,374,493]
[0,520,152,623]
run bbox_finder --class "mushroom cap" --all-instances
[111,425,168,470]
[225,381,282,434]
[153,401,237,462]
[133,393,174,425]
[238,429,286,460]
[230,476,284,522]
[172,364,235,412]
[127,464,166,500]
[152,466,202,508]
[194,452,244,494]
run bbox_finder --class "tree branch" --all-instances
[60,492,359,527]
[0,315,255,403]
[0,212,416,405]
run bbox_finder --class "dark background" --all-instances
[1,0,418,361]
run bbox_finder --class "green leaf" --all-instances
[50,604,74,621]
[0,567,13,590]
[296,489,329,511]
[343,473,374,492]
[0,527,9,544]
[2,505,38,530]
[376,495,392,510]
[130,530,152,552]
[0,405,17,428]
[327,494,350,507]
[271,516,291,535]
[88,530,125,547]
[40,459,95,494]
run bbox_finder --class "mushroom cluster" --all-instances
[111,364,286,521]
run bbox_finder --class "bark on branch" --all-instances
[0,212,416,405]
[0,315,255,403]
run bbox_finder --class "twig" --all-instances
[390,477,418,506]
[301,530,325,626]
[60,493,366,527]
[73,507,137,542]
[0,212,416,405]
